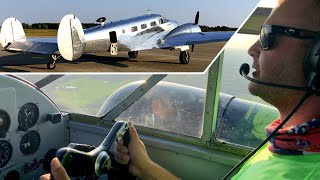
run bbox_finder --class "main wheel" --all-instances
[128,51,138,58]
[179,51,190,64]
[47,61,56,69]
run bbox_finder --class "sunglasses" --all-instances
[259,24,319,50]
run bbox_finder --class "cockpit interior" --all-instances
[0,36,279,179]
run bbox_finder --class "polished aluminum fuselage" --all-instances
[83,14,178,53]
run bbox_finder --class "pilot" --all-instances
[42,0,320,179]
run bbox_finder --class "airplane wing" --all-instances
[5,38,58,55]
[124,31,234,51]
[159,31,234,48]
[1,18,59,55]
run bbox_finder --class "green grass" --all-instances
[51,78,129,114]
[239,15,268,34]
[24,29,57,37]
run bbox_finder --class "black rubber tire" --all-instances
[128,51,138,58]
[128,51,133,58]
[47,61,56,69]
[132,51,138,58]
[179,51,190,64]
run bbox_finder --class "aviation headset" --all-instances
[304,34,320,93]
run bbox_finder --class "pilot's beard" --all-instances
[248,81,304,110]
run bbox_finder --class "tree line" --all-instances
[200,25,237,32]
[21,23,98,29]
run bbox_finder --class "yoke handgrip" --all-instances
[55,121,128,177]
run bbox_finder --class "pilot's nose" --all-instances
[248,40,261,59]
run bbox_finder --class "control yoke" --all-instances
[55,121,129,177]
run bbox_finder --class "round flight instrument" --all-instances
[0,140,13,168]
[18,103,39,131]
[0,109,11,135]
[20,130,41,156]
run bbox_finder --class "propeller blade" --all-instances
[195,11,199,25]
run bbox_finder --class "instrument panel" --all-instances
[0,75,66,179]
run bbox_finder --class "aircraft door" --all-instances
[109,31,118,55]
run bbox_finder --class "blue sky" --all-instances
[0,0,260,27]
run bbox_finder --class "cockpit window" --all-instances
[159,17,166,24]
[16,74,207,138]
[98,74,208,138]
[17,75,152,116]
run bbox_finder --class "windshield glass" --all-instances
[16,74,207,117]
[15,74,208,138]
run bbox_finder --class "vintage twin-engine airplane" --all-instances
[0,12,234,69]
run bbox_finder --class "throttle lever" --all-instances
[54,121,129,177]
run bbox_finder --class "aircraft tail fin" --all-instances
[0,17,26,49]
[57,14,85,61]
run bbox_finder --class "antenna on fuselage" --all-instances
[147,10,151,16]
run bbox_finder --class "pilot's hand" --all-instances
[40,158,70,180]
[114,121,153,177]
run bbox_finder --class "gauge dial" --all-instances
[0,109,10,136]
[20,130,41,156]
[0,140,12,168]
[18,103,39,131]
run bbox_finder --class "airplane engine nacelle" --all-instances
[57,14,86,61]
[163,23,201,40]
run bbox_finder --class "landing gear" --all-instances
[128,51,138,58]
[47,54,61,69]
[179,51,190,64]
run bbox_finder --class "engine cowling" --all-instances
[163,23,201,40]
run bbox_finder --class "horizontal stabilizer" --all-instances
[0,17,26,48]
[58,14,85,61]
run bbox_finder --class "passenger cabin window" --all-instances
[131,26,138,32]
[150,21,157,27]
[141,24,147,29]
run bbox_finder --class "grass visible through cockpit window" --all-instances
[50,78,128,115]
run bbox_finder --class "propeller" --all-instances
[192,11,199,52]
[194,11,199,25]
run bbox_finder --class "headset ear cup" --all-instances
[304,35,320,88]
